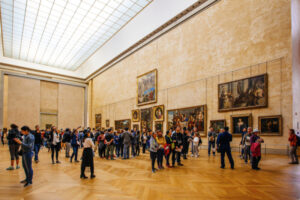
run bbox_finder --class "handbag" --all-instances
[18,149,23,156]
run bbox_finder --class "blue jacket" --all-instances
[22,133,35,153]
[217,131,232,151]
[71,134,79,146]
[114,135,120,145]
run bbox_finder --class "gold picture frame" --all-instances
[210,120,226,134]
[153,105,164,121]
[258,115,282,136]
[132,109,140,122]
[155,121,164,133]
[230,114,252,136]
[137,69,157,106]
[95,114,101,129]
[115,119,131,131]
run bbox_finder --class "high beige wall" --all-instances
[40,81,58,114]
[58,84,84,129]
[91,0,292,149]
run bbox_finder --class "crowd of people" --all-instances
[1,123,299,187]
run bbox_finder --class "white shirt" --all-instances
[53,132,60,145]
[83,138,95,149]
[193,136,199,145]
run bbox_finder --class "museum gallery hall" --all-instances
[0,0,299,199]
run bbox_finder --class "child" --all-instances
[193,133,200,157]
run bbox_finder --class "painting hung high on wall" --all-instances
[132,109,140,122]
[141,108,153,131]
[137,69,157,106]
[167,105,207,136]
[259,115,282,136]
[155,121,163,133]
[230,114,252,135]
[210,120,226,133]
[115,119,131,131]
[95,114,101,129]
[153,105,164,121]
[218,74,267,112]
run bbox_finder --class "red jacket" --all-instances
[288,134,297,147]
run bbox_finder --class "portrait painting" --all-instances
[95,114,101,129]
[141,108,153,131]
[133,124,139,131]
[115,119,131,131]
[155,121,164,133]
[137,69,157,106]
[259,115,282,136]
[167,105,207,136]
[210,120,226,133]
[132,109,140,122]
[218,74,267,112]
[106,120,110,128]
[231,114,252,135]
[153,105,164,121]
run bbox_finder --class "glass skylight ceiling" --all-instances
[0,0,152,70]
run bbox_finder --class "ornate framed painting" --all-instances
[155,121,164,133]
[95,114,101,129]
[230,114,252,136]
[258,115,282,136]
[141,108,153,131]
[137,69,157,106]
[153,105,164,121]
[218,74,268,112]
[210,120,226,134]
[115,119,131,131]
[133,124,139,131]
[106,120,110,128]
[167,105,207,137]
[132,109,140,122]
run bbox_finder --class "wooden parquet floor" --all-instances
[0,145,299,200]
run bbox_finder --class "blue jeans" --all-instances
[123,144,129,159]
[71,145,79,161]
[22,152,33,183]
[34,144,41,161]
[208,142,215,155]
[220,148,234,168]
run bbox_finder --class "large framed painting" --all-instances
[141,108,153,131]
[167,105,207,136]
[132,109,140,122]
[230,114,252,135]
[106,120,110,128]
[218,74,268,112]
[115,119,131,131]
[137,69,157,106]
[95,114,101,129]
[258,115,282,136]
[133,124,139,131]
[210,120,226,134]
[153,105,164,121]
[155,121,164,133]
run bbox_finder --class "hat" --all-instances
[253,129,260,133]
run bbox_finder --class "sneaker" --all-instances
[24,182,32,187]
[6,166,14,170]
[16,165,20,169]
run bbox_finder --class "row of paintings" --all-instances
[137,69,268,113]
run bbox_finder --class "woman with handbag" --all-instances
[81,131,96,179]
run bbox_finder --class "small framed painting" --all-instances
[132,109,140,122]
[106,120,110,128]
[210,120,226,134]
[230,114,252,135]
[153,105,164,121]
[155,121,164,133]
[258,115,282,136]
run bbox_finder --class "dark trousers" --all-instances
[81,149,94,176]
[123,144,130,159]
[157,148,164,167]
[172,150,181,166]
[115,145,121,157]
[99,143,106,158]
[22,152,33,183]
[34,144,41,161]
[136,144,140,156]
[220,149,234,168]
[131,144,136,157]
[165,152,170,166]
[120,144,124,157]
[183,144,189,159]
[142,143,146,153]
[106,145,114,159]
[71,145,79,161]
[252,156,261,169]
[150,151,157,170]
[1,136,4,145]
[51,144,60,162]
[208,142,215,155]
[244,146,251,163]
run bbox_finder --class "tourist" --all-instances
[14,126,34,187]
[240,127,247,159]
[70,129,80,163]
[114,131,121,158]
[172,126,184,167]
[105,128,115,160]
[122,127,131,159]
[156,130,166,169]
[182,128,191,159]
[250,129,264,170]
[0,128,4,145]
[216,127,234,169]
[288,129,299,164]
[6,124,21,170]
[131,129,137,157]
[243,127,252,164]
[33,125,42,163]
[193,132,200,157]
[97,132,106,158]
[81,131,96,179]
[165,130,173,168]
[49,126,61,164]
[63,128,72,158]
[149,131,159,173]
[208,127,217,156]
[136,130,141,156]
[142,129,148,154]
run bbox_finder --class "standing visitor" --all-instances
[165,130,174,168]
[50,126,61,164]
[97,132,106,158]
[131,129,137,157]
[193,133,200,157]
[114,132,121,158]
[172,126,184,167]
[70,129,80,163]
[63,128,72,158]
[81,131,96,179]
[14,126,34,187]
[243,127,253,164]
[182,128,190,160]
[122,128,131,159]
[136,130,141,156]
[156,130,166,169]
[6,124,21,170]
[240,127,247,159]
[33,125,42,163]
[208,127,217,156]
[105,128,115,160]
[250,129,264,170]
[217,127,234,169]
[149,131,159,173]
[0,128,4,145]
[288,129,299,164]
[142,129,147,154]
